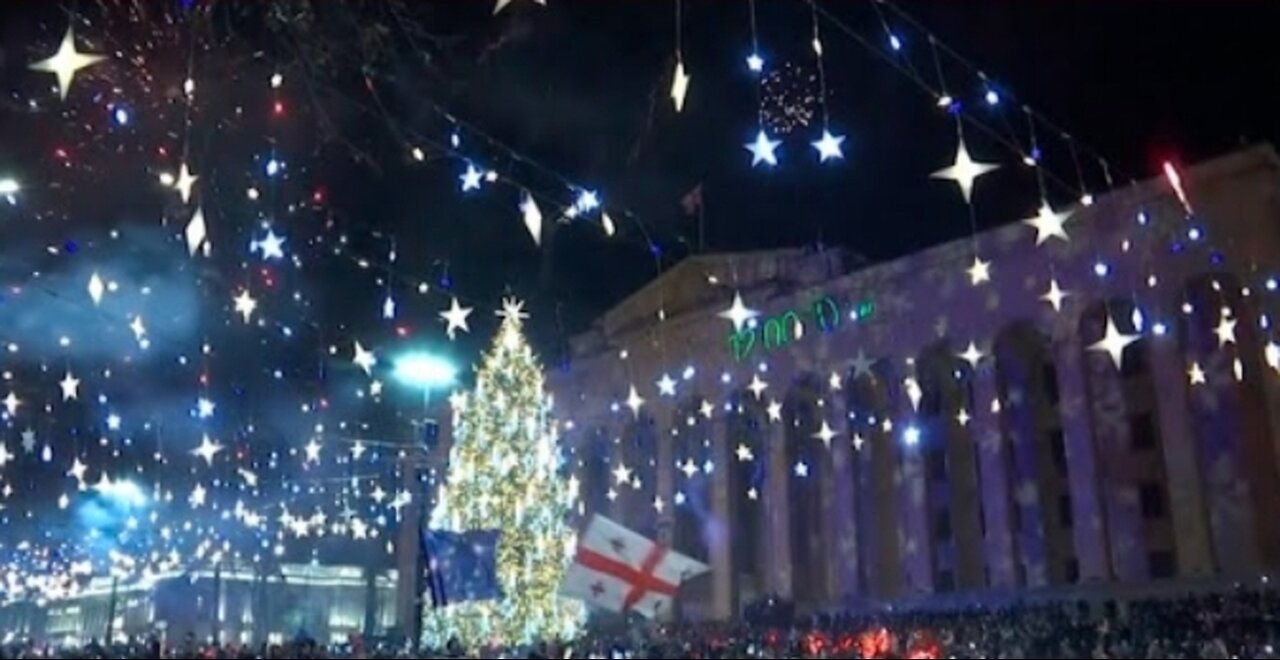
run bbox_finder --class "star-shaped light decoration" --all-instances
[813,421,838,448]
[932,136,999,204]
[1023,201,1071,245]
[189,483,207,508]
[192,435,224,466]
[747,487,759,501]
[30,27,106,100]
[959,341,985,369]
[852,433,866,451]
[304,438,322,464]
[1266,342,1280,372]
[736,444,754,462]
[106,413,121,430]
[956,409,971,427]
[21,429,36,454]
[625,385,645,418]
[196,397,215,419]
[745,129,781,167]
[129,316,146,342]
[967,256,991,285]
[680,458,699,479]
[460,163,484,192]
[1042,278,1069,312]
[68,457,87,483]
[238,468,259,488]
[699,400,716,419]
[440,298,474,341]
[3,392,20,416]
[612,462,632,485]
[794,461,809,478]
[87,272,105,306]
[60,372,80,401]
[829,372,843,391]
[234,290,258,323]
[670,57,690,112]
[748,374,769,399]
[1215,316,1237,347]
[719,292,760,331]
[656,373,677,397]
[851,350,875,381]
[520,191,543,246]
[0,443,13,468]
[171,163,198,205]
[1188,362,1207,385]
[494,0,546,13]
[352,341,377,375]
[653,496,665,513]
[811,129,846,162]
[253,229,286,260]
[497,297,530,321]
[185,207,208,256]
[766,399,783,422]
[1089,315,1141,370]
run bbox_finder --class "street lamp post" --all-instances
[391,350,457,651]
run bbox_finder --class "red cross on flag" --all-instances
[560,514,709,618]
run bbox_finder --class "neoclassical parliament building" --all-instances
[548,146,1280,620]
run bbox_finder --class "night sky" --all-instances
[0,0,1275,585]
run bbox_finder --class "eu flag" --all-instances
[422,529,503,608]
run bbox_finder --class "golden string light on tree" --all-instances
[422,298,584,647]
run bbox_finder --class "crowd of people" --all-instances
[3,586,1278,658]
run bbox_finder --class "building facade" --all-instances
[0,564,398,647]
[548,145,1280,620]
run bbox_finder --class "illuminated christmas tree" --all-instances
[422,298,584,648]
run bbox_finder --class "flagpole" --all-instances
[697,192,706,253]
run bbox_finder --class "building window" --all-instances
[1058,493,1074,528]
[1050,429,1068,476]
[1042,363,1060,404]
[934,510,953,542]
[1064,558,1080,584]
[935,570,956,593]
[1131,413,1158,451]
[1140,482,1167,520]
[927,447,948,482]
[1148,550,1176,579]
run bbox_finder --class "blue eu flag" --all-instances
[422,529,503,608]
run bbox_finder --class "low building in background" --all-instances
[0,563,398,647]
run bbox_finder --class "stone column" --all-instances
[895,375,933,596]
[970,360,1016,588]
[823,395,857,606]
[654,415,676,542]
[707,412,736,620]
[1147,331,1215,577]
[1053,337,1112,582]
[653,412,678,622]
[763,414,793,599]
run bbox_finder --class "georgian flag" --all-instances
[560,515,708,619]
